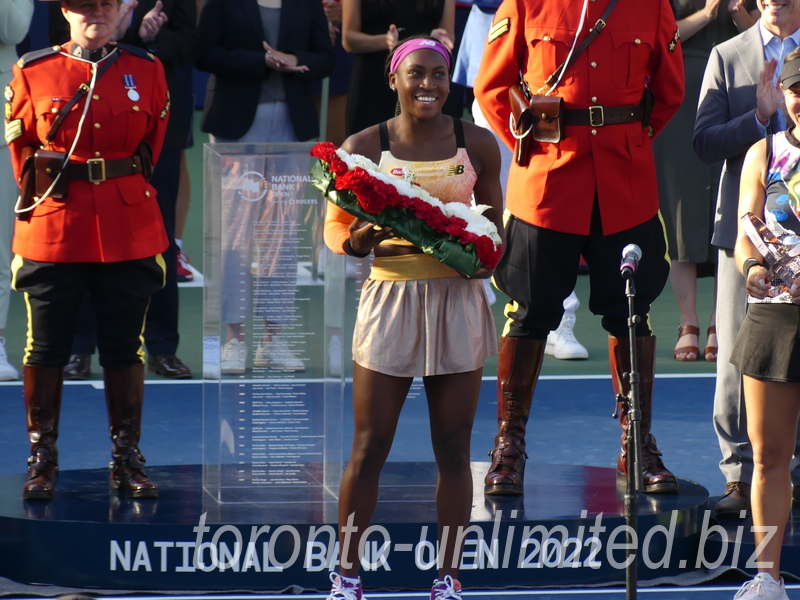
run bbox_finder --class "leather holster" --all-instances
[16,146,36,221]
[509,85,564,166]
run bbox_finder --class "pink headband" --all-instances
[389,38,451,74]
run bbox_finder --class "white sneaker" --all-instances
[326,572,364,600]
[545,315,589,360]
[0,337,19,381]
[254,336,305,372]
[734,573,789,600]
[221,338,247,375]
[329,334,342,377]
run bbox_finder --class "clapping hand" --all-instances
[756,58,783,125]
[430,28,454,50]
[263,42,309,73]
[112,0,138,41]
[703,0,721,19]
[386,24,399,51]
[323,0,341,45]
[139,0,168,43]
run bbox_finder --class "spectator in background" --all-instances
[654,0,758,364]
[120,0,196,379]
[0,0,34,381]
[196,0,334,374]
[341,0,455,136]
[315,0,354,148]
[694,0,800,519]
[172,0,204,284]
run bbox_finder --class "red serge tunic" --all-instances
[6,43,170,263]
[474,0,684,235]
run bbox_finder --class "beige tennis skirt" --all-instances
[352,258,498,377]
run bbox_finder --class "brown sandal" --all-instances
[705,326,718,362]
[673,325,700,361]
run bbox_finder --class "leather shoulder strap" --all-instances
[45,50,121,144]
[543,0,621,90]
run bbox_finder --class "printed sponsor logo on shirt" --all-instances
[447,164,465,176]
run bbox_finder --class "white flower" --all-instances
[444,202,502,245]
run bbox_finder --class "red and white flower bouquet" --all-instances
[310,142,502,278]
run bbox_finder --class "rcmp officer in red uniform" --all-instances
[5,0,170,500]
[474,0,685,496]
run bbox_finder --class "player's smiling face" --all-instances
[389,49,450,119]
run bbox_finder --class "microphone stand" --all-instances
[620,269,643,600]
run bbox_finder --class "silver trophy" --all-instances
[741,212,800,297]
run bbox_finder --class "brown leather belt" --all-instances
[68,156,143,183]
[563,103,644,127]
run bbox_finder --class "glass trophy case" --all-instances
[202,143,345,506]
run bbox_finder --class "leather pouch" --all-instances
[16,146,36,221]
[529,95,564,144]
[34,149,68,198]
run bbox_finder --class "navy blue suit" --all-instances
[196,0,334,141]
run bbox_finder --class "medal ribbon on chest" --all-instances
[123,74,140,101]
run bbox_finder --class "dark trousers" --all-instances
[13,257,165,368]
[494,204,669,340]
[72,148,182,356]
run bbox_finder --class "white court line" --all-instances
[0,373,716,387]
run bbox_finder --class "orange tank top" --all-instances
[377,119,477,250]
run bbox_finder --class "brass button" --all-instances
[94,151,101,157]
[93,181,100,185]
[591,129,597,136]
[94,123,101,129]
[92,94,100,100]
[591,96,598,103]
[132,105,139,111]
[591,61,597,68]
[50,108,58,113]
[543,36,551,42]
[145,190,151,197]
[635,38,641,45]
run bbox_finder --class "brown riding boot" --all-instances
[105,364,158,499]
[22,365,63,500]
[609,336,678,493]
[484,337,546,495]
